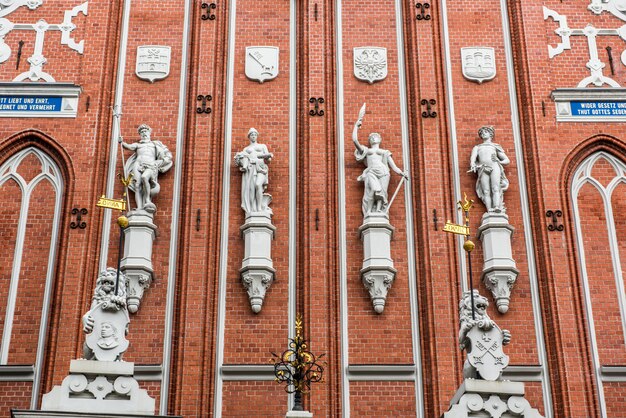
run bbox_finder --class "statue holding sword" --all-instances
[352,103,409,216]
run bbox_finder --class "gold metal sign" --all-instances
[96,195,126,211]
[443,221,470,236]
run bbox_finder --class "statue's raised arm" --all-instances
[352,103,367,153]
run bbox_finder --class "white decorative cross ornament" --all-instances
[0,1,87,82]
[544,4,626,87]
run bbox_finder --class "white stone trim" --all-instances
[159,0,192,413]
[221,365,275,381]
[213,0,237,414]
[571,151,626,416]
[499,3,553,416]
[334,0,350,415]
[99,0,132,272]
[440,0,469,292]
[394,0,423,414]
[347,365,416,381]
[288,0,297,408]
[0,148,63,408]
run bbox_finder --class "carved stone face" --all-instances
[101,322,115,338]
[475,298,488,316]
[248,131,258,142]
[478,127,494,142]
[99,272,116,294]
[368,133,382,146]
[139,128,151,142]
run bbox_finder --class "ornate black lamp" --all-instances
[271,314,325,411]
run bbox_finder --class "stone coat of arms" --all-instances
[461,47,496,84]
[353,47,388,84]
[245,46,279,83]
[136,45,171,83]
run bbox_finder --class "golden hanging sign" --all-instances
[443,221,470,236]
[96,195,126,211]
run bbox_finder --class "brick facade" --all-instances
[0,1,624,417]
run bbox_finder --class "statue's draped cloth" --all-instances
[355,147,392,215]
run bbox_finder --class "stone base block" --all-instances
[443,379,543,418]
[478,212,519,314]
[359,214,396,314]
[240,212,275,313]
[12,411,179,418]
[121,211,157,314]
[286,411,313,418]
[41,360,155,416]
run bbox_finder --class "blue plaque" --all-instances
[0,96,63,112]
[570,100,626,117]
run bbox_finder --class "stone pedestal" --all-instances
[286,411,313,418]
[240,212,276,313]
[443,379,543,417]
[359,213,396,314]
[477,212,519,314]
[41,360,155,415]
[120,211,157,313]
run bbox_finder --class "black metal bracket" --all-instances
[309,97,324,116]
[16,39,24,70]
[546,210,564,232]
[415,2,431,21]
[201,2,217,20]
[421,99,437,118]
[314,3,318,21]
[606,46,615,75]
[315,209,320,231]
[433,208,438,231]
[196,209,201,231]
[70,208,88,229]
[196,95,212,114]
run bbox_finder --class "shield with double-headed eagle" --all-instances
[136,45,171,83]
[353,47,388,84]
[461,47,496,84]
[467,325,509,381]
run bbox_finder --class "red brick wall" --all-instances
[0,1,624,417]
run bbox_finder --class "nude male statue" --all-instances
[468,126,510,212]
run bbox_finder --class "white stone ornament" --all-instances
[589,0,626,22]
[353,47,387,84]
[0,1,88,82]
[41,268,155,414]
[352,104,407,313]
[245,46,279,83]
[135,45,171,83]
[0,0,42,18]
[121,124,173,213]
[461,47,496,84]
[235,128,276,313]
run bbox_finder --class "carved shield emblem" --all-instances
[136,45,171,83]
[84,305,130,362]
[245,46,279,83]
[467,325,509,381]
[461,47,496,84]
[353,47,388,84]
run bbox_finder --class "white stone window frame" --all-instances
[571,151,626,417]
[0,147,63,408]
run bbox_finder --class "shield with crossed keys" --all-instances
[467,325,509,381]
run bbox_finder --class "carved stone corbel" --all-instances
[359,213,396,314]
[478,212,519,314]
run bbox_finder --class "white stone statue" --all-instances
[234,128,274,215]
[458,290,511,381]
[120,124,173,213]
[82,268,129,362]
[468,126,510,212]
[352,104,408,216]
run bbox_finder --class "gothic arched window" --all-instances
[0,146,64,406]
[571,151,626,416]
